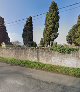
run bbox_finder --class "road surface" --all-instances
[0,62,80,92]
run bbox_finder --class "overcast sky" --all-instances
[0,0,80,45]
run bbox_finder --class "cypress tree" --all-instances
[66,15,80,46]
[43,1,59,46]
[22,16,33,46]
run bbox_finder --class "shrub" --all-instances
[51,44,79,54]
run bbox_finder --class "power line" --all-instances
[5,1,80,25]
[5,12,47,25]
[60,5,80,13]
[59,1,80,10]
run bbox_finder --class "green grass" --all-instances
[0,57,80,78]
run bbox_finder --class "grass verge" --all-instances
[0,57,80,78]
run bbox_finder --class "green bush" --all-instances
[51,44,79,54]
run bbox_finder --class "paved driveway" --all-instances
[0,62,80,92]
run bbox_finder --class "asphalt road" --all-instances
[0,62,80,92]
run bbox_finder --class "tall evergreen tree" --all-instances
[22,16,33,46]
[66,15,80,46]
[66,24,78,45]
[0,16,11,45]
[43,1,59,46]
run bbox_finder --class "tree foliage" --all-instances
[43,1,59,46]
[0,16,11,45]
[22,16,33,46]
[66,15,80,46]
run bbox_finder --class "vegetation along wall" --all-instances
[0,48,80,68]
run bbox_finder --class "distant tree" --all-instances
[66,15,80,46]
[43,1,59,46]
[39,38,44,47]
[22,16,33,46]
[12,41,21,46]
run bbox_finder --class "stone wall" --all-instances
[0,48,80,68]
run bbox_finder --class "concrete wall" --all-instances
[0,48,80,68]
